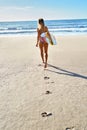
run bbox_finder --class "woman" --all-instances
[36,18,52,68]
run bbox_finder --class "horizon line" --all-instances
[0,18,87,22]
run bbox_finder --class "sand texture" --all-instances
[0,35,87,130]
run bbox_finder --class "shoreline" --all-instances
[0,33,87,37]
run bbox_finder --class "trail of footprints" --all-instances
[38,65,75,130]
[41,75,53,118]
[41,75,75,130]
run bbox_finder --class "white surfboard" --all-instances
[46,33,57,45]
[40,32,57,45]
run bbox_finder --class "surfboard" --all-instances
[46,33,57,45]
[40,32,57,45]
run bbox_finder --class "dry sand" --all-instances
[0,35,87,130]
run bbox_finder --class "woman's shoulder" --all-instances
[37,28,39,31]
[44,26,48,32]
[37,26,48,33]
[37,28,40,33]
[45,26,48,29]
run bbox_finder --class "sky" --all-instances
[0,0,87,21]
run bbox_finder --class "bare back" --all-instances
[37,26,48,35]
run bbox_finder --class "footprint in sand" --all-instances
[41,112,52,117]
[66,127,75,130]
[47,113,52,117]
[45,90,52,94]
[44,76,50,80]
[46,81,54,84]
[41,112,47,117]
[51,81,54,83]
[38,64,42,66]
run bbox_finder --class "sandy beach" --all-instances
[0,35,87,130]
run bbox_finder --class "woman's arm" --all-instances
[36,28,40,47]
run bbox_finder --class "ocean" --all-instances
[0,19,87,36]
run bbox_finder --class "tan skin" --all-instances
[36,22,51,68]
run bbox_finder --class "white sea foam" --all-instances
[0,19,87,36]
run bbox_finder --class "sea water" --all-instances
[0,19,87,36]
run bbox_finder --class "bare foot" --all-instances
[42,60,45,63]
[44,63,47,68]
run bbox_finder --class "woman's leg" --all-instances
[39,43,44,63]
[44,42,48,68]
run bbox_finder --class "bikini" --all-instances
[39,32,47,43]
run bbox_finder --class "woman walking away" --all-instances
[36,18,52,68]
